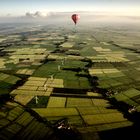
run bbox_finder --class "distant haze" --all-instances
[0,11,140,25]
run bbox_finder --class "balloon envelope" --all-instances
[71,14,80,25]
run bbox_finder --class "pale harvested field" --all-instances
[61,42,73,48]
[0,38,6,42]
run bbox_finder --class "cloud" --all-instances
[25,11,50,18]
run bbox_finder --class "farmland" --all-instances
[0,19,140,140]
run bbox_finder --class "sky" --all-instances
[0,0,140,17]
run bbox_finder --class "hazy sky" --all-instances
[0,0,140,16]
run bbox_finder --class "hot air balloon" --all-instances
[71,14,80,25]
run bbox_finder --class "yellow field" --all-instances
[100,42,110,45]
[77,107,100,115]
[0,73,9,80]
[45,78,64,88]
[34,108,79,117]
[67,55,83,60]
[87,92,102,97]
[89,68,122,75]
[102,113,127,123]
[89,69,103,75]
[103,69,120,73]
[0,38,6,42]
[27,38,42,41]
[92,99,110,107]
[28,77,47,81]
[87,56,107,62]
[61,42,73,48]
[17,85,38,91]
[25,80,46,86]
[48,54,65,60]
[82,112,128,125]
[11,90,48,96]
[14,95,34,105]
[93,47,111,52]
[98,107,119,114]
[67,98,93,107]
[47,97,66,107]
[10,77,64,97]
[68,35,76,39]
[16,69,35,75]
[0,58,6,69]
[11,48,47,55]
[25,70,35,75]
